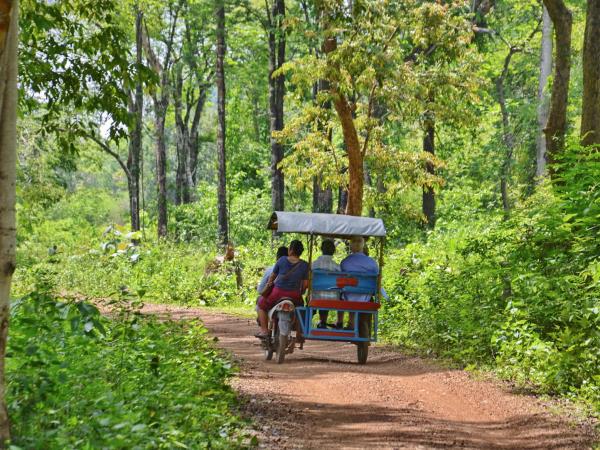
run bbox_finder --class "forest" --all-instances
[0,0,599,447]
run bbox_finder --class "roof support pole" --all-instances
[307,233,315,301]
[376,237,385,303]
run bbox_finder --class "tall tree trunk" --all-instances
[174,131,187,206]
[173,66,188,206]
[215,0,228,245]
[536,5,553,178]
[322,34,363,216]
[188,90,206,187]
[127,7,144,231]
[542,0,572,174]
[422,118,436,228]
[153,101,168,238]
[267,0,286,212]
[312,79,332,214]
[0,0,18,442]
[581,0,600,147]
[337,98,363,216]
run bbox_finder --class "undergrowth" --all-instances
[381,166,600,413]
[7,279,248,449]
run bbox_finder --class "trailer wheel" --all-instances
[357,315,371,365]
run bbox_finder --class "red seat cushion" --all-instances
[308,299,381,311]
[310,330,355,338]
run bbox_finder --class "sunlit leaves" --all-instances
[278,0,479,218]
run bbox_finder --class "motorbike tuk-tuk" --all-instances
[267,211,386,364]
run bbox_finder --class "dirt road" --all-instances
[141,304,596,449]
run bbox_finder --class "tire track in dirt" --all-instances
[139,304,597,449]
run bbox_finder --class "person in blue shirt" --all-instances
[339,236,379,329]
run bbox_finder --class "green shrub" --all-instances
[7,285,246,449]
[381,181,600,411]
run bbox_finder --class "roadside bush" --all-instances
[7,284,246,449]
[14,223,281,310]
[382,180,600,411]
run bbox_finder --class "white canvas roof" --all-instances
[268,211,386,238]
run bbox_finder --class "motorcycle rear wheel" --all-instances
[277,335,288,364]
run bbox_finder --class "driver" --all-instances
[255,240,309,338]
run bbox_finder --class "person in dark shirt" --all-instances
[257,246,289,295]
[255,239,309,338]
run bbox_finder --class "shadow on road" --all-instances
[244,390,589,450]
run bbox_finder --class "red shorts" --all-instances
[257,286,304,311]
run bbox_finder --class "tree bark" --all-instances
[312,79,332,214]
[542,0,572,173]
[188,89,206,187]
[322,36,363,216]
[127,7,143,231]
[536,5,553,178]
[0,0,18,443]
[336,96,363,216]
[581,0,600,148]
[215,0,228,245]
[173,66,189,205]
[422,117,436,228]
[153,101,168,238]
[267,0,286,212]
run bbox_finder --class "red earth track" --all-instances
[136,303,598,450]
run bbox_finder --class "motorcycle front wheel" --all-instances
[265,343,274,360]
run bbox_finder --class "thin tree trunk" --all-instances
[536,5,553,178]
[542,0,572,174]
[173,66,188,205]
[188,90,206,186]
[422,118,436,228]
[267,0,286,212]
[127,7,143,231]
[312,79,332,214]
[215,0,228,245]
[153,103,168,238]
[0,0,18,442]
[581,0,600,147]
